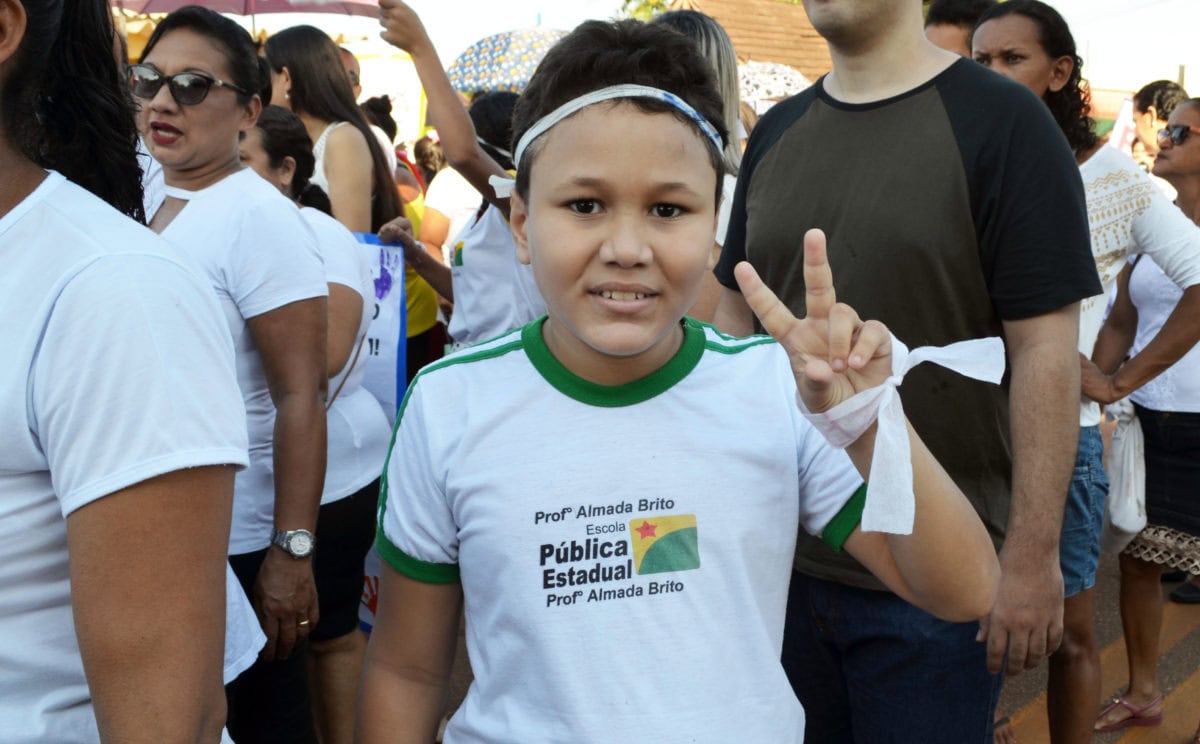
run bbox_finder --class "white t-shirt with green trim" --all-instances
[378,318,864,744]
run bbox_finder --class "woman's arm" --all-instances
[379,0,509,212]
[68,466,236,744]
[246,297,328,660]
[357,565,462,744]
[417,205,453,268]
[1081,263,1140,403]
[324,126,377,233]
[328,283,365,377]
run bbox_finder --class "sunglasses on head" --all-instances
[1157,124,1200,148]
[128,64,250,106]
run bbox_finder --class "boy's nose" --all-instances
[601,214,652,267]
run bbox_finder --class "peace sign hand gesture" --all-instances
[734,229,893,416]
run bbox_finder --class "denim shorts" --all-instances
[1060,425,1108,597]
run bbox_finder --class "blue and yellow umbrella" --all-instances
[446,28,567,94]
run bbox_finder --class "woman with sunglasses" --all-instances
[973,3,1200,742]
[0,0,251,741]
[1085,98,1200,740]
[135,8,329,743]
[264,26,442,381]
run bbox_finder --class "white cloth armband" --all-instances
[797,335,1006,534]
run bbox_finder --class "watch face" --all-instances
[289,532,314,555]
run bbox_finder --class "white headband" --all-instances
[489,84,724,199]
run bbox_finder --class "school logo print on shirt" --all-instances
[535,498,699,609]
[630,515,700,575]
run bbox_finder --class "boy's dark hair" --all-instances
[141,6,259,106]
[977,0,1098,157]
[512,19,728,205]
[265,25,401,231]
[7,0,146,221]
[249,105,331,213]
[470,91,519,172]
[1134,80,1189,119]
[925,0,998,28]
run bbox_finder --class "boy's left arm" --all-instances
[840,421,1000,625]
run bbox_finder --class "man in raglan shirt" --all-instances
[713,0,1102,740]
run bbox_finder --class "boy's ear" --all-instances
[0,0,28,69]
[511,191,532,265]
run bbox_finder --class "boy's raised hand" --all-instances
[734,229,892,414]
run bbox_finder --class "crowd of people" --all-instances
[3,0,1200,742]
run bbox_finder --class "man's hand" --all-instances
[978,545,1065,675]
[253,548,320,660]
[734,228,892,414]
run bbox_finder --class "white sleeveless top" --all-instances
[310,121,352,196]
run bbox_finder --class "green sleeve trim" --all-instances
[821,483,867,552]
[375,528,461,584]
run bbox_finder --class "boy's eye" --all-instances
[568,199,600,215]
[652,204,684,219]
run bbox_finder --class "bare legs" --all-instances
[308,629,367,744]
[1094,553,1165,731]
[1047,587,1100,743]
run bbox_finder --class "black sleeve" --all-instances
[714,89,819,291]
[942,68,1102,320]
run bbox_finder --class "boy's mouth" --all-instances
[596,289,652,301]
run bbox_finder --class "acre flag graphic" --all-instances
[629,514,700,575]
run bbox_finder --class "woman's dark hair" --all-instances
[976,0,1098,156]
[512,19,728,204]
[4,0,145,220]
[264,25,401,231]
[1134,80,1189,120]
[361,95,397,142]
[251,105,331,213]
[140,6,259,106]
[470,92,518,172]
[413,135,445,190]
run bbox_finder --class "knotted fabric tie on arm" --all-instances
[797,335,1007,534]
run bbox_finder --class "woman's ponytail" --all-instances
[7,0,146,221]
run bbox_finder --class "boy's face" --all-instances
[510,101,719,384]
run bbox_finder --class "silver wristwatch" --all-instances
[271,528,315,559]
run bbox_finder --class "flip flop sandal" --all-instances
[1094,693,1164,733]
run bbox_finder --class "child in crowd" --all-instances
[358,16,1000,743]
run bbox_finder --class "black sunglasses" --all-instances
[128,64,250,106]
[1158,124,1200,149]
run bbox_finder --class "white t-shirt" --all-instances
[378,320,864,744]
[446,204,545,348]
[1078,146,1200,425]
[157,168,327,554]
[137,138,165,219]
[0,172,250,742]
[301,208,392,504]
[1129,256,1200,412]
[423,167,483,262]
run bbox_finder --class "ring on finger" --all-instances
[298,619,310,627]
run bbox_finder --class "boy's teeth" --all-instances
[600,290,646,300]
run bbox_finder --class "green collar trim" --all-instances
[522,317,706,407]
